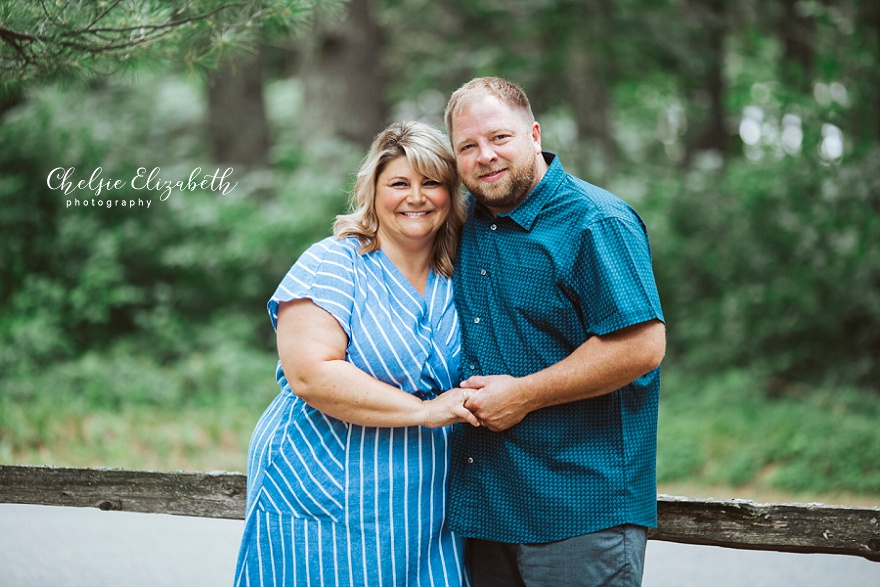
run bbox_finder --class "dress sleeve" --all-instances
[267,238,357,339]
[574,216,665,337]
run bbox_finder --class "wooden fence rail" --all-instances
[1,465,878,562]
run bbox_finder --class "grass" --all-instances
[657,367,880,504]
[0,394,268,472]
[2,352,879,507]
[0,339,278,473]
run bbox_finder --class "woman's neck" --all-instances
[378,238,433,295]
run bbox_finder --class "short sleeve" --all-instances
[267,238,357,338]
[575,216,664,336]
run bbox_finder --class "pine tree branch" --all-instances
[0,26,40,44]
[0,0,335,86]
[84,0,125,31]
[71,4,249,36]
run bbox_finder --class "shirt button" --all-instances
[467,457,474,464]
[490,224,497,231]
[473,317,480,324]
[469,364,476,370]
[480,269,487,276]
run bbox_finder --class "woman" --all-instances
[234,121,477,587]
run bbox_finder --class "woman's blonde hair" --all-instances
[333,121,465,278]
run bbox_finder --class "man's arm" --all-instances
[461,319,666,431]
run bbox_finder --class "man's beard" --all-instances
[465,151,537,212]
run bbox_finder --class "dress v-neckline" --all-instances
[376,248,435,303]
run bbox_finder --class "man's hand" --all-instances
[460,374,533,432]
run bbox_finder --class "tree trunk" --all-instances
[564,0,616,182]
[684,0,729,164]
[780,0,814,92]
[206,50,271,169]
[871,3,880,142]
[298,0,386,147]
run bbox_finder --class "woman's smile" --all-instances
[375,156,451,250]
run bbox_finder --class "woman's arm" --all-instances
[277,299,478,428]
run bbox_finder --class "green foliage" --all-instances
[654,147,880,386]
[0,0,346,92]
[0,334,279,470]
[657,367,880,495]
[0,73,354,377]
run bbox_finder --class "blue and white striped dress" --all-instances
[233,236,468,587]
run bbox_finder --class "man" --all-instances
[445,77,666,586]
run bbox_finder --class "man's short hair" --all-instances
[444,77,536,138]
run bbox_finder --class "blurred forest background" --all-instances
[1,0,878,504]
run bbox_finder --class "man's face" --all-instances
[450,95,542,215]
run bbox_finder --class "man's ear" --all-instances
[531,122,542,153]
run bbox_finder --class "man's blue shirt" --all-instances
[449,153,665,543]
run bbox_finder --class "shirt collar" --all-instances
[472,152,564,231]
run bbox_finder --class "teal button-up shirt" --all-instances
[449,153,665,543]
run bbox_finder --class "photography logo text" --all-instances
[48,166,239,209]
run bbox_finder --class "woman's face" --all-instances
[374,156,451,251]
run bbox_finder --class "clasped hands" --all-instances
[426,375,530,432]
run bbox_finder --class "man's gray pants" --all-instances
[469,524,648,587]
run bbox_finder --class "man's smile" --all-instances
[479,169,507,181]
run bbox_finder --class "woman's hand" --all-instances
[420,388,481,428]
